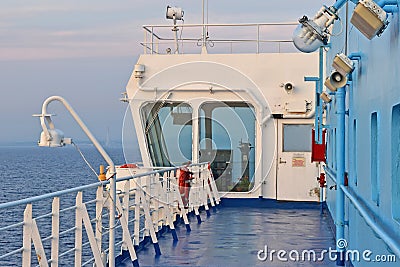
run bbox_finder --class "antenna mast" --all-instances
[202,0,206,47]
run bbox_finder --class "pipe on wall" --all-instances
[335,86,346,266]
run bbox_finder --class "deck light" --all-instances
[292,5,337,53]
[293,0,390,53]
[38,127,67,147]
[166,6,184,21]
[32,114,68,147]
[332,53,355,75]
[34,95,118,266]
[166,5,184,54]
[320,92,332,103]
[134,64,145,79]
[351,0,388,40]
[324,53,354,92]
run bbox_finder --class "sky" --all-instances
[0,0,333,145]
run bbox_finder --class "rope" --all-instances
[71,142,124,232]
[72,141,98,177]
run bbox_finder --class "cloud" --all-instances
[0,0,335,60]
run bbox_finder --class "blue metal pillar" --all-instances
[318,46,324,143]
[335,86,346,266]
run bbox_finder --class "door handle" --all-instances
[279,158,287,164]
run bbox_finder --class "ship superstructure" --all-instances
[1,1,399,266]
[126,20,322,201]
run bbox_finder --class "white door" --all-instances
[276,119,320,201]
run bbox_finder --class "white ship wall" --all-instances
[126,52,319,200]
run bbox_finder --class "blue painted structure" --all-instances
[323,0,400,266]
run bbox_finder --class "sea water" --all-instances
[0,145,139,266]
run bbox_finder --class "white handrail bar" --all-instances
[143,22,298,28]
[323,165,400,258]
[141,22,299,55]
[0,162,219,267]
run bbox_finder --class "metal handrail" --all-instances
[324,165,337,184]
[340,185,400,258]
[141,22,298,54]
[0,162,208,210]
[0,181,104,210]
[143,22,298,28]
[323,166,400,258]
[0,162,219,266]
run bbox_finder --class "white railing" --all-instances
[141,22,298,55]
[0,162,219,267]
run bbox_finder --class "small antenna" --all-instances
[201,0,206,48]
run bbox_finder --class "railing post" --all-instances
[197,166,210,216]
[152,174,160,233]
[114,195,138,265]
[109,175,117,267]
[139,188,161,255]
[51,197,60,267]
[156,37,159,54]
[134,180,140,246]
[257,24,260,54]
[203,165,215,208]
[22,204,32,267]
[122,181,130,251]
[208,167,220,204]
[75,192,83,267]
[95,186,103,253]
[151,26,154,55]
[143,28,147,54]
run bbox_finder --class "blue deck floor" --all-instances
[121,199,337,267]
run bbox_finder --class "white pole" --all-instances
[41,96,116,266]
[202,0,205,46]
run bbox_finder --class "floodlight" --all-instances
[332,53,354,75]
[320,92,332,103]
[134,64,145,79]
[34,95,117,264]
[350,0,388,40]
[38,128,65,147]
[292,6,337,53]
[166,6,184,20]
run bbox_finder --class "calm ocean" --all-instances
[0,145,140,266]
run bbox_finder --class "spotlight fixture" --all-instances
[320,92,332,103]
[166,6,184,21]
[292,0,390,53]
[332,53,354,75]
[350,0,388,40]
[133,64,145,79]
[292,5,338,53]
[38,127,66,147]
